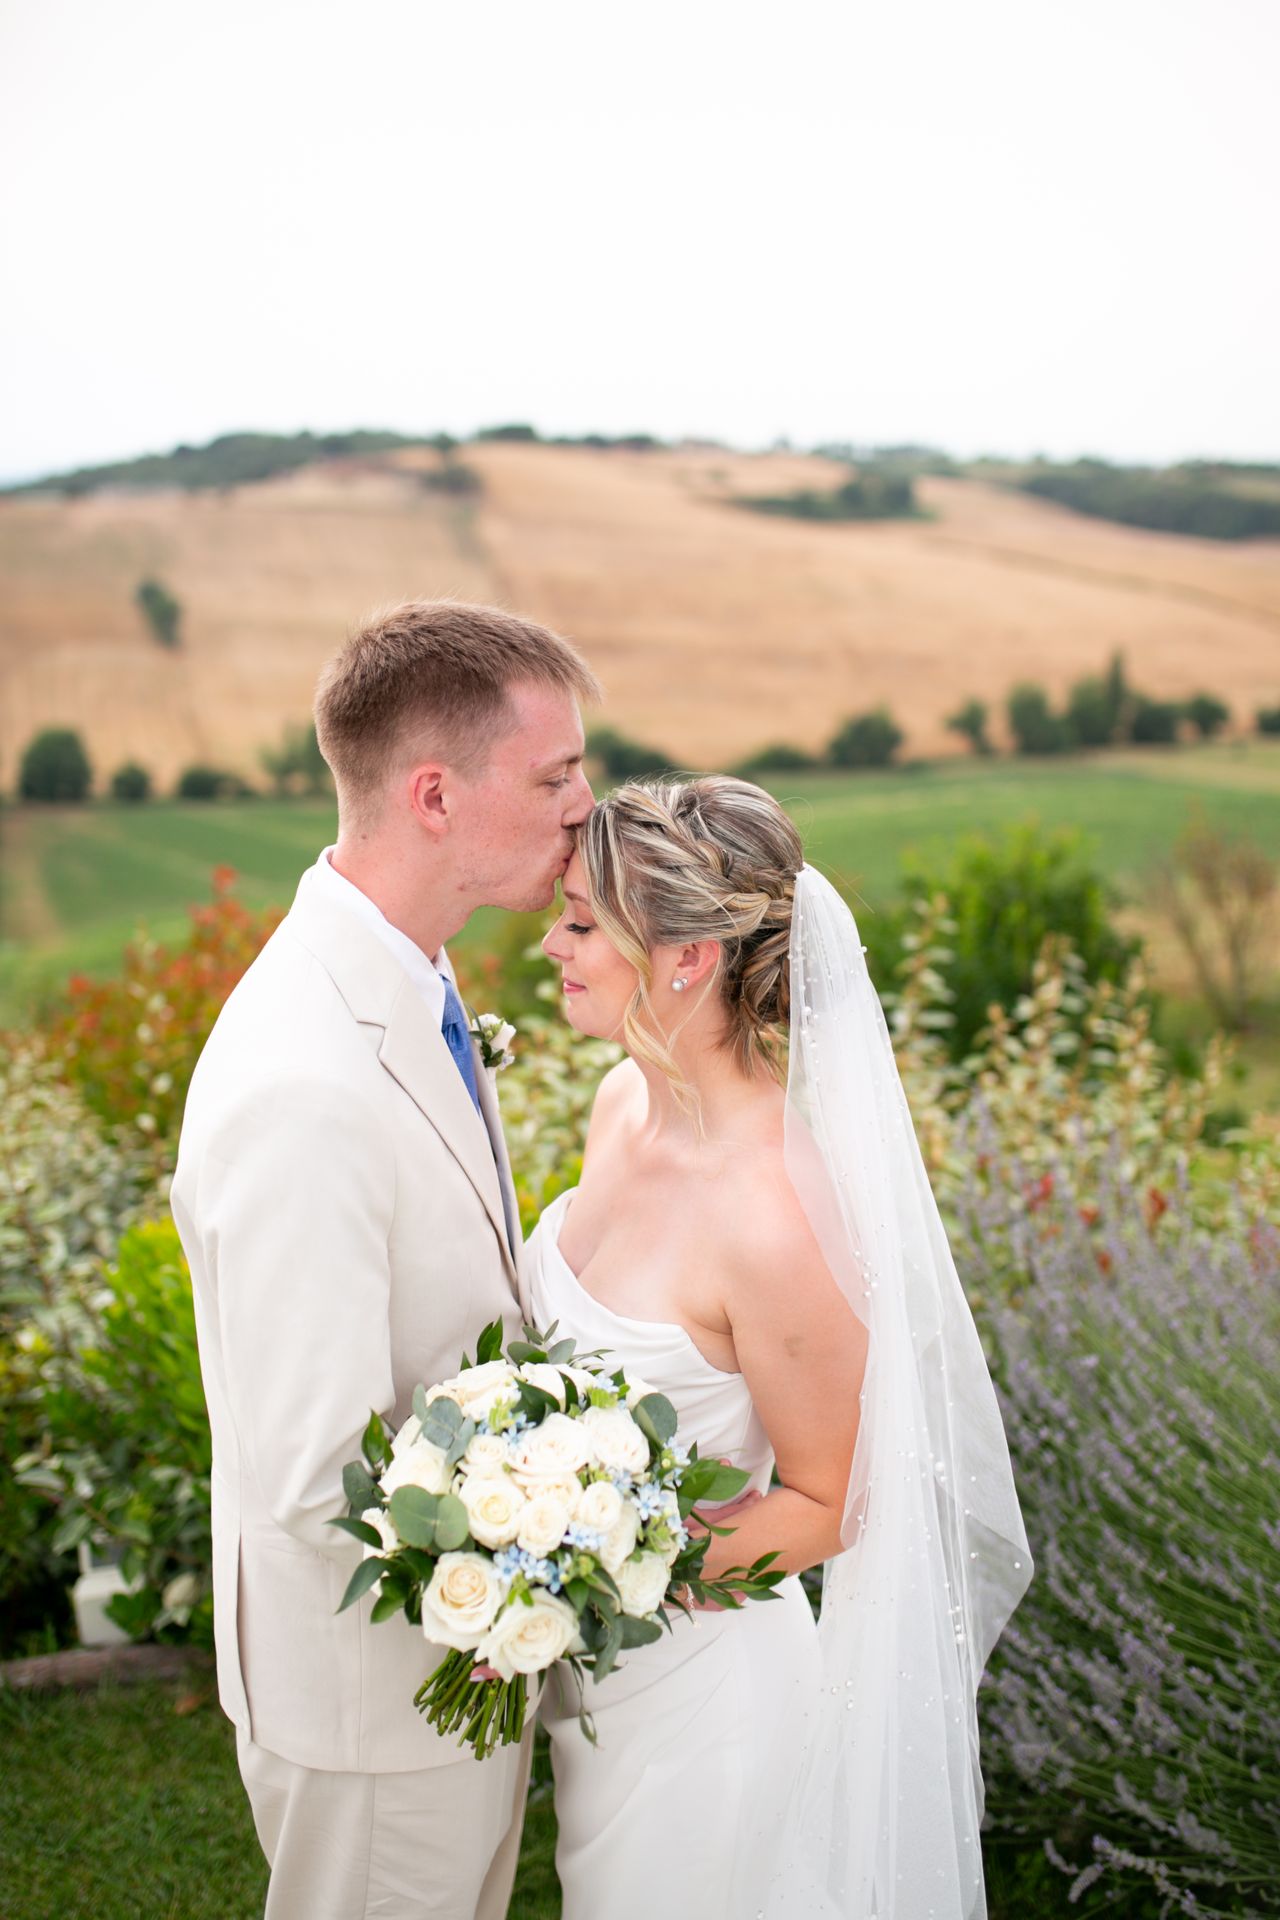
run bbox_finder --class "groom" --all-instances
[171,601,599,1918]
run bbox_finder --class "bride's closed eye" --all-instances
[566,921,593,936]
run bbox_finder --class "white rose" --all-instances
[580,1405,651,1478]
[612,1551,671,1619]
[560,1364,599,1398]
[459,1475,526,1549]
[599,1501,640,1574]
[455,1361,520,1421]
[462,1431,513,1475]
[510,1413,592,1486]
[381,1437,451,1498]
[576,1480,623,1536]
[421,1551,504,1651]
[624,1375,658,1410]
[359,1506,400,1559]
[516,1493,573,1557]
[519,1363,569,1407]
[477,1591,579,1679]
[531,1473,583,1515]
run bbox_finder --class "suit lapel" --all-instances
[286,883,517,1286]
[474,1056,529,1319]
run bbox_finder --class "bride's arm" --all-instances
[698,1173,866,1580]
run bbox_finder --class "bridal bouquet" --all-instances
[331,1319,783,1758]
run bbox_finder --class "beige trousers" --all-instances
[237,1729,533,1920]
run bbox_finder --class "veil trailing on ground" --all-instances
[766,865,1033,1920]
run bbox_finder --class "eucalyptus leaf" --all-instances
[388,1486,442,1549]
[412,1383,431,1425]
[444,1417,477,1474]
[507,1340,546,1366]
[618,1615,664,1649]
[632,1393,677,1447]
[420,1399,464,1448]
[433,1494,471,1552]
[337,1556,385,1612]
[546,1338,577,1364]
[342,1461,379,1514]
[328,1516,384,1549]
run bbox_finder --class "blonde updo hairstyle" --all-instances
[575,775,804,1108]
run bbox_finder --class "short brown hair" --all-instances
[314,600,601,818]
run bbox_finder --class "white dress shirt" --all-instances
[307,847,451,1023]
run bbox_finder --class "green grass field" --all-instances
[4,742,1279,1054]
[0,1676,1141,1920]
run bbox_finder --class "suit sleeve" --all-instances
[199,1078,397,1561]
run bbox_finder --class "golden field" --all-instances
[2,443,1279,789]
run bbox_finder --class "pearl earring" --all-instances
[672,978,687,992]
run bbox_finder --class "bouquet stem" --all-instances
[414,1652,528,1760]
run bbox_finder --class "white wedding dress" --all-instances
[526,1187,822,1920]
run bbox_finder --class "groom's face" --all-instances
[453,681,593,911]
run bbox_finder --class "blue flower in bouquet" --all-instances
[565,1522,605,1553]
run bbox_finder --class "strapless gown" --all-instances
[526,1187,822,1920]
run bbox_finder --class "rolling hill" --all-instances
[2,442,1279,791]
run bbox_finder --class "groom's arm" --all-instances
[198,1078,397,1562]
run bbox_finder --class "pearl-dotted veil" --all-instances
[766,865,1033,1919]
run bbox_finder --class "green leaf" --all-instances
[618,1614,664,1649]
[433,1494,471,1552]
[361,1410,392,1470]
[694,1463,751,1504]
[388,1486,442,1549]
[517,1383,560,1422]
[506,1340,547,1366]
[591,1616,625,1684]
[342,1461,379,1513]
[444,1417,477,1474]
[337,1556,386,1612]
[328,1516,383,1549]
[565,1577,590,1610]
[631,1393,677,1448]
[476,1318,506,1364]
[412,1383,431,1425]
[546,1338,577,1364]
[369,1587,407,1624]
[51,1510,93,1555]
[419,1399,464,1448]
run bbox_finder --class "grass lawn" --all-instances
[0,1676,1123,1920]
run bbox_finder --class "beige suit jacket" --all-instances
[171,874,528,1774]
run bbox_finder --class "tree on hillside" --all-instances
[1007,683,1070,755]
[586,727,672,781]
[260,722,332,797]
[1129,696,1182,745]
[1064,674,1116,748]
[1185,693,1230,739]
[110,761,152,802]
[945,698,992,756]
[1257,704,1280,736]
[19,728,92,802]
[136,577,182,649]
[827,708,904,769]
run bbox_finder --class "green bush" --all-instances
[1007,683,1070,756]
[18,728,92,802]
[17,1221,213,1646]
[827,707,903,769]
[135,577,181,649]
[110,761,152,802]
[866,822,1140,1064]
[259,722,331,797]
[1128,695,1181,745]
[740,468,918,523]
[175,765,244,801]
[1256,703,1280,736]
[1184,692,1230,739]
[1063,674,1116,748]
[1019,458,1280,541]
[944,698,992,756]
[586,726,672,781]
[730,742,821,776]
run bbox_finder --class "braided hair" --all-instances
[576,775,803,1103]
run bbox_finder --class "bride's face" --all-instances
[542,852,641,1040]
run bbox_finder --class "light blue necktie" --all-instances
[440,977,482,1114]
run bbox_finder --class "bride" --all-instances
[525,775,1032,1920]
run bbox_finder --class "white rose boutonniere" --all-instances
[469,1011,517,1072]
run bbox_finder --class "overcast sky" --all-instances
[1,0,1276,482]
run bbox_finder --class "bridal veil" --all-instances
[766,865,1033,1920]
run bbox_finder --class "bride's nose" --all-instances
[542,919,569,963]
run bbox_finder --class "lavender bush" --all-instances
[958,1149,1280,1917]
